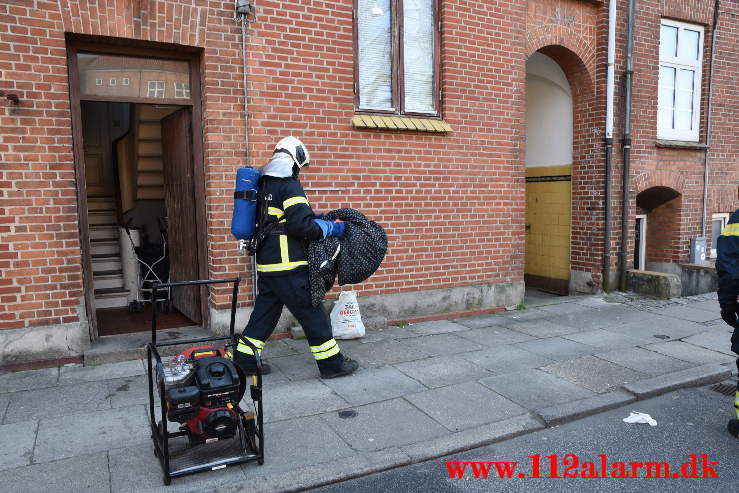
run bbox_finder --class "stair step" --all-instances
[137,172,164,186]
[92,257,122,272]
[90,240,120,256]
[94,289,129,310]
[94,273,124,290]
[137,188,165,200]
[93,268,123,277]
[138,157,163,172]
[138,122,161,139]
[88,197,116,211]
[90,226,119,241]
[88,211,118,225]
[138,141,162,156]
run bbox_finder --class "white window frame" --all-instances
[121,77,130,86]
[658,19,703,142]
[173,81,190,99]
[95,78,103,86]
[109,78,117,86]
[710,213,730,258]
[635,214,647,270]
[147,80,165,98]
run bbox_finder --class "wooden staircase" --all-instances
[89,196,128,309]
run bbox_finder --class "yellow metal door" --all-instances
[525,165,571,294]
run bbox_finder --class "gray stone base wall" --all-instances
[209,281,525,336]
[0,322,90,366]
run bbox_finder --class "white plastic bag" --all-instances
[330,291,366,339]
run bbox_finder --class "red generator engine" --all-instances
[163,346,246,445]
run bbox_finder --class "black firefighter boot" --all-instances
[317,353,359,379]
[232,350,272,376]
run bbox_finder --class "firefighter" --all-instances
[716,186,739,437]
[234,136,359,379]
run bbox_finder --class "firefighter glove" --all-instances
[314,219,346,238]
[720,302,739,329]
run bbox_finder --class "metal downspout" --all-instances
[604,0,617,292]
[619,0,636,292]
[701,0,721,237]
[236,2,258,302]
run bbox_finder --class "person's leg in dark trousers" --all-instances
[234,276,283,372]
[268,270,356,377]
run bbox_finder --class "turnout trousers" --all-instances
[238,269,343,370]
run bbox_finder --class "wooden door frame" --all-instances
[66,35,209,340]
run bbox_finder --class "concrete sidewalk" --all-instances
[0,291,736,493]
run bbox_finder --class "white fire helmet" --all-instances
[273,136,310,168]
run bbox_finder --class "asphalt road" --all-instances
[313,383,739,492]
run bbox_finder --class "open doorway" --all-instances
[81,102,201,335]
[69,43,207,339]
[524,51,573,295]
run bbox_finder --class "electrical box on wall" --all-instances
[689,237,707,264]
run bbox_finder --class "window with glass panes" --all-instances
[658,20,703,141]
[354,0,440,116]
[147,80,165,98]
[174,82,190,99]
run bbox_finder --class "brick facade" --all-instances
[0,0,736,363]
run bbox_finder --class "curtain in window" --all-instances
[403,0,434,113]
[358,0,393,110]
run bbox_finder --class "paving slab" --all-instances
[685,300,723,313]
[235,449,411,493]
[321,366,426,406]
[541,356,647,393]
[460,345,555,373]
[59,359,145,383]
[109,444,247,492]
[454,326,534,348]
[399,413,544,463]
[640,340,736,364]
[322,398,448,451]
[394,355,490,388]
[533,389,637,426]
[0,419,37,471]
[34,405,149,462]
[1,452,110,493]
[604,316,706,341]
[107,374,151,408]
[367,325,419,340]
[645,304,724,323]
[407,320,470,336]
[454,313,510,329]
[499,307,548,322]
[514,337,597,361]
[594,346,694,375]
[404,381,528,432]
[262,379,349,423]
[501,318,582,337]
[681,329,734,355]
[623,363,732,398]
[4,380,111,424]
[247,415,355,476]
[478,368,595,408]
[346,339,432,367]
[536,302,592,316]
[269,353,320,381]
[562,328,653,350]
[0,393,9,423]
[0,367,58,394]
[409,333,485,356]
[549,305,654,330]
[261,339,299,358]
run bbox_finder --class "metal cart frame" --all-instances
[146,277,264,485]
[124,220,171,312]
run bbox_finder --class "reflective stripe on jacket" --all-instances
[256,176,323,275]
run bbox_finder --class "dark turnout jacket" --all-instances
[255,176,323,276]
[717,209,739,306]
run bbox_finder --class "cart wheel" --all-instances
[163,475,171,486]
[165,299,174,313]
[128,301,138,313]
[242,415,258,453]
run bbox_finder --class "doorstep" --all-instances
[84,325,210,365]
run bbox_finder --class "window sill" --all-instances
[655,139,709,150]
[351,115,453,133]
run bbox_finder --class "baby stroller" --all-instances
[124,217,172,313]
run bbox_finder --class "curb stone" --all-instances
[622,363,731,399]
[533,389,637,426]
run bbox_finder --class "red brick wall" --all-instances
[0,0,735,335]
